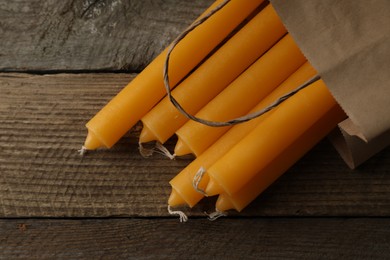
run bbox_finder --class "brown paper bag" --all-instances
[270,0,390,168]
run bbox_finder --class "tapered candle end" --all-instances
[205,177,224,196]
[174,137,193,157]
[216,194,235,212]
[139,123,158,143]
[168,188,187,207]
[84,130,104,150]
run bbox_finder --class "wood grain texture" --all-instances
[1,218,390,259]
[1,73,389,218]
[0,0,213,71]
[2,1,389,256]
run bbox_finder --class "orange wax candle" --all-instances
[83,0,265,149]
[216,105,346,212]
[139,4,286,144]
[174,34,306,157]
[205,79,340,197]
[169,62,317,207]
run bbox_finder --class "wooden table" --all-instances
[1,1,389,258]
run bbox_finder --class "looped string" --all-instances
[138,142,175,159]
[192,167,208,196]
[167,205,188,223]
[155,142,176,160]
[204,210,228,221]
[78,146,87,156]
[138,142,154,157]
[163,0,321,127]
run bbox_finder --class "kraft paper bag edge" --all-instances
[269,0,390,167]
[329,120,390,169]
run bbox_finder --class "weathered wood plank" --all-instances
[0,73,389,217]
[1,218,390,259]
[0,0,214,71]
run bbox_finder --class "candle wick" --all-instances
[78,146,87,156]
[155,142,175,160]
[138,142,175,159]
[204,210,227,221]
[167,205,188,223]
[192,167,208,196]
[138,142,154,157]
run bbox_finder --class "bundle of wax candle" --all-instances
[139,3,286,145]
[83,1,347,219]
[83,0,265,150]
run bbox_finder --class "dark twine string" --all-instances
[163,0,321,127]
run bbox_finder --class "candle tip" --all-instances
[139,123,158,143]
[168,189,187,207]
[205,177,224,196]
[84,130,104,150]
[216,194,235,212]
[174,137,193,156]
